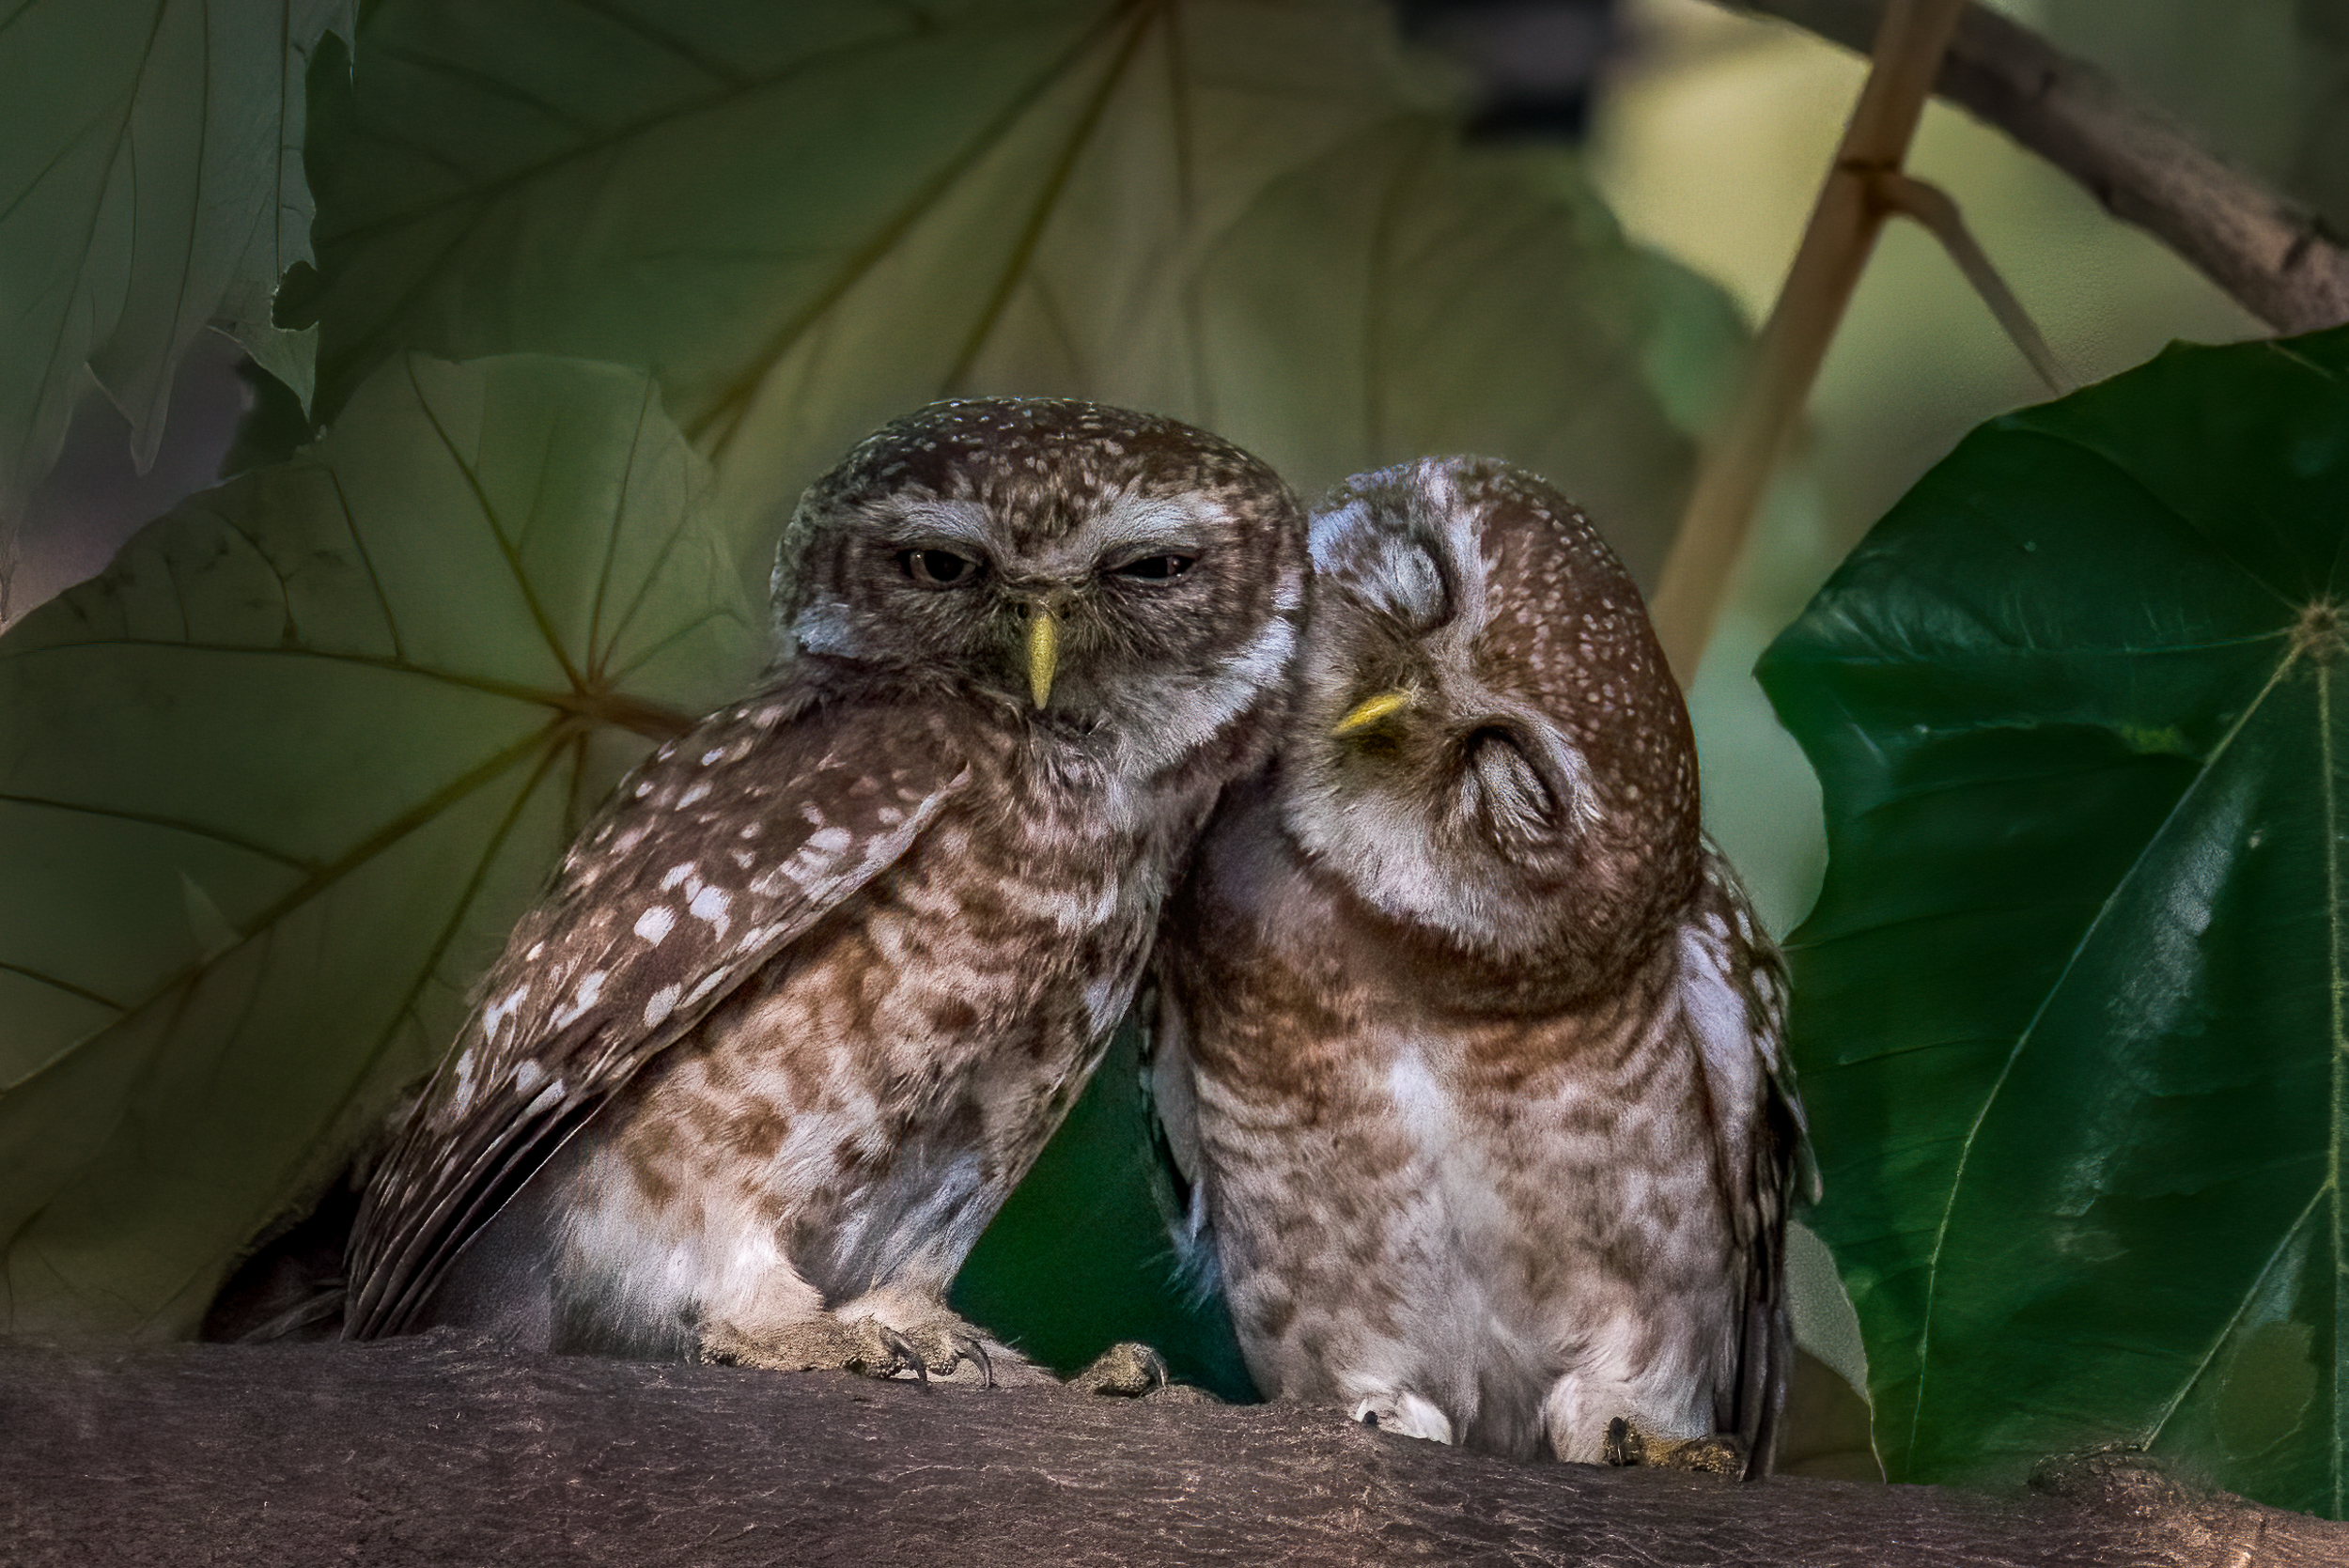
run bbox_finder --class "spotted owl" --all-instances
[343,398,1307,1382]
[1147,457,1810,1470]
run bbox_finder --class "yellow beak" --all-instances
[1333,688,1413,737]
[1026,606,1060,708]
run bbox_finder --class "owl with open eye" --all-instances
[343,398,1307,1383]
[1147,457,1809,1470]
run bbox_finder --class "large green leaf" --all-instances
[0,352,760,1338]
[0,0,350,612]
[1758,327,2349,1515]
[299,0,1732,587]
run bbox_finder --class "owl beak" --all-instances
[1333,689,1415,737]
[1024,604,1061,708]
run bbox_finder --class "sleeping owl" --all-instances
[343,398,1307,1383]
[1148,457,1809,1469]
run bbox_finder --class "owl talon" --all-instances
[1066,1341,1169,1397]
[895,1318,996,1387]
[874,1322,930,1386]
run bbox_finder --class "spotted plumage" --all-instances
[1149,457,1810,1468]
[345,399,1306,1375]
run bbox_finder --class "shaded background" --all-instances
[0,0,2292,1459]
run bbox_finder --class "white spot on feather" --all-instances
[634,906,676,944]
[551,970,607,1030]
[450,1048,483,1115]
[645,985,680,1030]
[483,984,530,1043]
[689,885,732,939]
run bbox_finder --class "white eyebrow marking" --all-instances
[1094,493,1212,551]
[890,500,995,548]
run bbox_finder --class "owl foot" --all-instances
[1065,1341,1169,1397]
[1602,1417,1747,1476]
[699,1313,926,1381]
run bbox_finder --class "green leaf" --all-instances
[0,0,351,608]
[0,352,760,1338]
[303,0,1726,586]
[1758,327,2349,1515]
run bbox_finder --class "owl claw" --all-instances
[896,1319,995,1388]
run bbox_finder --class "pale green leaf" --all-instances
[0,351,761,1338]
[305,0,1729,587]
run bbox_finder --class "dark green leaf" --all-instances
[0,0,350,601]
[0,352,760,1337]
[1758,327,2349,1515]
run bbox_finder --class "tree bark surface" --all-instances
[3,1334,2342,1566]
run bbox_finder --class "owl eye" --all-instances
[898,547,984,587]
[1110,553,1195,582]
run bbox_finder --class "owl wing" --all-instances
[1137,977,1221,1295]
[343,677,972,1339]
[1677,846,1815,1477]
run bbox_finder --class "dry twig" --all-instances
[1651,0,1966,680]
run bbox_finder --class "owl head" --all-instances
[1280,457,1700,996]
[775,398,1307,773]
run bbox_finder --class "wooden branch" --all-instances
[6,1334,2344,1565]
[1873,171,2069,394]
[1727,0,2349,334]
[1650,0,1963,682]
